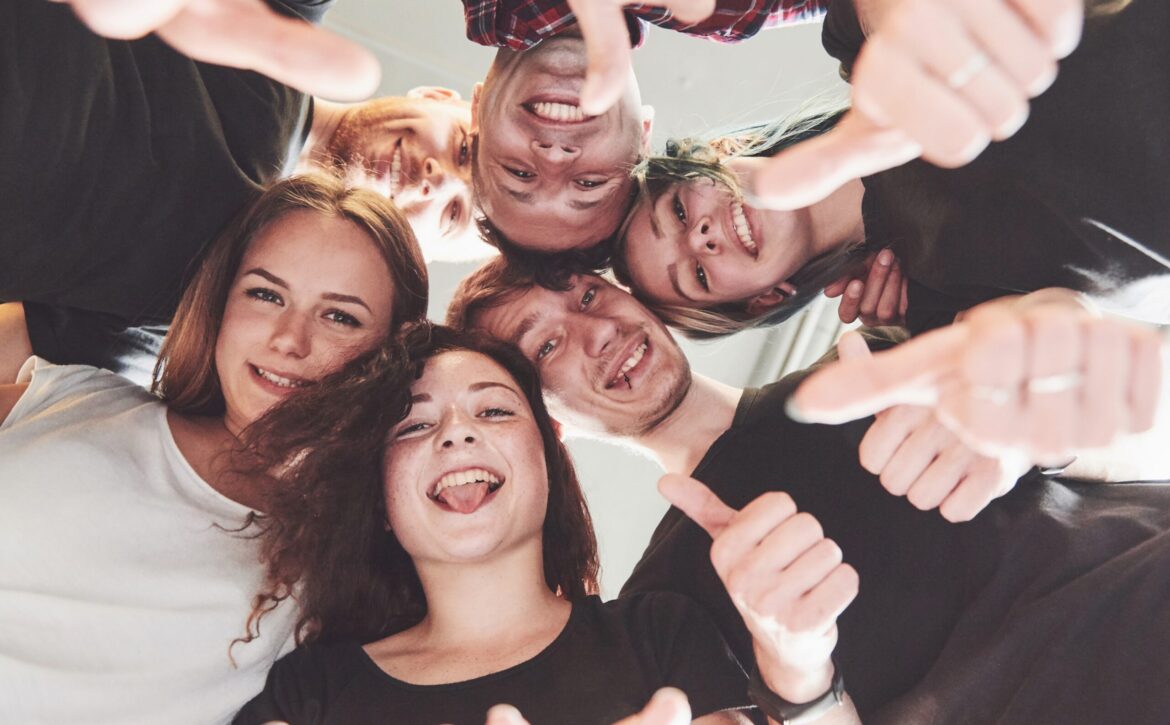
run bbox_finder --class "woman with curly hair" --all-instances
[0,174,427,724]
[612,0,1168,340]
[234,324,756,725]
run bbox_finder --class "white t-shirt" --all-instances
[0,360,297,724]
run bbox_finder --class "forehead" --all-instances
[475,284,569,342]
[415,350,517,393]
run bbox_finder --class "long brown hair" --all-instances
[153,173,428,415]
[241,323,600,645]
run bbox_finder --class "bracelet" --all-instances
[747,659,845,725]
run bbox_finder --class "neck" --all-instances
[411,540,567,647]
[633,374,742,474]
[808,177,867,256]
[298,97,349,170]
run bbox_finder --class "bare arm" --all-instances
[0,302,32,384]
[0,383,30,425]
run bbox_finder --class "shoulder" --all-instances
[2,358,152,430]
[235,642,366,724]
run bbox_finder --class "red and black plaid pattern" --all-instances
[463,0,830,51]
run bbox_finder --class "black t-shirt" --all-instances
[822,0,1170,333]
[621,366,1170,722]
[1,0,324,336]
[234,593,752,725]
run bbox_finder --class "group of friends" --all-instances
[2,0,1169,723]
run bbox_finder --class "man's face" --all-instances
[322,88,489,260]
[472,37,653,252]
[473,275,691,437]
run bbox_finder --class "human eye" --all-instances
[246,287,283,305]
[458,136,470,166]
[394,420,431,438]
[671,191,687,226]
[574,178,605,189]
[580,286,597,309]
[505,166,535,180]
[324,310,361,328]
[535,338,558,361]
[695,263,709,292]
[479,407,515,419]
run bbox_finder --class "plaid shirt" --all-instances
[463,0,830,50]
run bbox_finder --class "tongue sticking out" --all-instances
[439,482,492,514]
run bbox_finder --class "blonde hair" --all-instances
[154,174,428,415]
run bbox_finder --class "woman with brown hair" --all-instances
[0,173,427,724]
[233,324,754,725]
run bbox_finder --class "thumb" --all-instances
[658,474,736,539]
[836,330,873,363]
[789,324,967,424]
[618,687,691,725]
[569,0,634,115]
[485,704,529,725]
[731,111,919,211]
[657,0,716,24]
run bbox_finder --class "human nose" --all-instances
[414,157,448,199]
[268,309,311,358]
[436,407,479,450]
[686,215,721,256]
[531,139,580,165]
[582,314,621,359]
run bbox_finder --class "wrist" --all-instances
[754,651,835,704]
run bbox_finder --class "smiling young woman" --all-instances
[233,324,754,725]
[0,174,427,723]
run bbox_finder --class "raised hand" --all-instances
[484,687,692,725]
[61,0,380,100]
[836,332,1028,522]
[823,248,908,326]
[733,0,1083,211]
[790,291,1167,467]
[567,0,716,115]
[659,474,857,706]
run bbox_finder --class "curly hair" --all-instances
[238,323,600,647]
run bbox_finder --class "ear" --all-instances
[470,82,484,134]
[407,86,463,102]
[746,283,797,316]
[640,105,655,154]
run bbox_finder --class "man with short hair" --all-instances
[1,0,480,384]
[448,258,1170,723]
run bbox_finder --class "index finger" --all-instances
[731,111,920,211]
[658,474,735,538]
[568,0,636,116]
[789,324,968,423]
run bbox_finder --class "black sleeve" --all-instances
[267,0,335,23]
[233,646,329,725]
[632,592,753,719]
[821,0,865,79]
[22,302,164,384]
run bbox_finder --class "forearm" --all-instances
[756,654,862,725]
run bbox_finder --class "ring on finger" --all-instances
[947,51,991,89]
[1027,372,1084,395]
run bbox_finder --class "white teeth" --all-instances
[611,341,648,387]
[433,468,502,496]
[530,102,588,122]
[255,366,308,389]
[389,146,402,198]
[731,201,758,256]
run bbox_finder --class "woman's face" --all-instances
[215,209,396,434]
[621,177,813,311]
[384,350,549,565]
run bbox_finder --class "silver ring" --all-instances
[969,385,1014,406]
[947,52,990,89]
[1027,372,1085,395]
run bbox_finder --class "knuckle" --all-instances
[792,512,824,540]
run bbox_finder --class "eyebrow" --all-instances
[409,381,521,404]
[243,267,372,312]
[666,263,694,303]
[511,312,541,347]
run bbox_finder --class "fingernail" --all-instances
[848,281,863,298]
[878,249,892,266]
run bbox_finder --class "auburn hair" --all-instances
[240,322,600,645]
[153,173,428,414]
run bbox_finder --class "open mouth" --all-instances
[251,364,311,391]
[428,467,506,515]
[730,200,759,258]
[522,96,595,125]
[388,143,403,198]
[605,337,650,390]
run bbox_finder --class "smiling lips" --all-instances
[429,467,505,514]
[606,338,649,390]
[252,364,310,391]
[730,201,759,257]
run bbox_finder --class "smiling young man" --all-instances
[447,258,1170,724]
[463,0,831,256]
[1,0,482,385]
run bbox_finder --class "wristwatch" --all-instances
[747,659,845,725]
